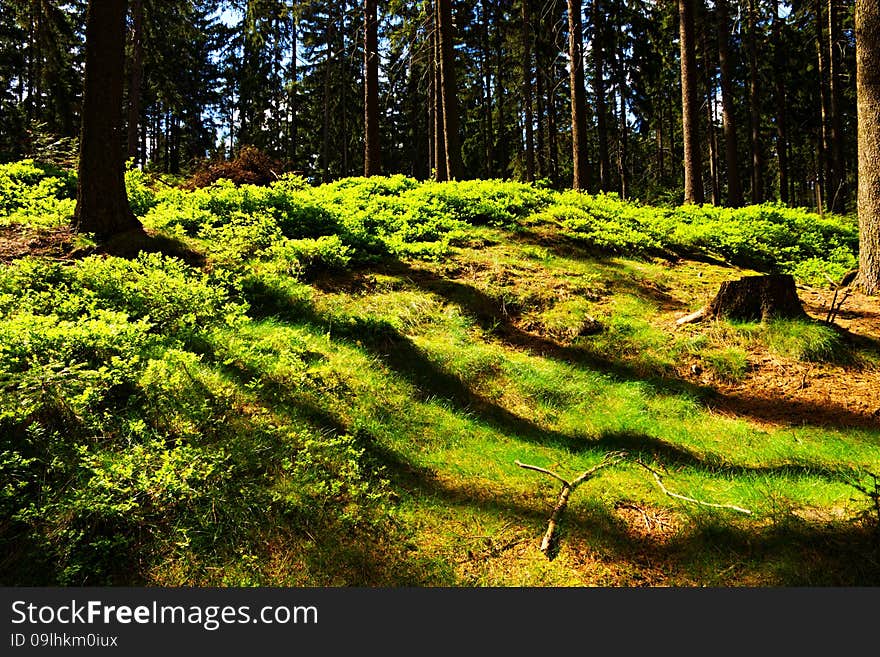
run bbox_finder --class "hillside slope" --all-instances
[1,162,878,586]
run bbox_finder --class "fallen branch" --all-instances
[633,460,752,515]
[517,454,754,559]
[676,307,707,325]
[516,451,626,556]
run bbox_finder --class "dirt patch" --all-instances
[801,286,880,346]
[0,224,78,262]
[681,286,880,430]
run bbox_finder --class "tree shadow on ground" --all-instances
[373,259,879,432]
[351,424,880,586]
[96,227,206,267]
[200,309,880,586]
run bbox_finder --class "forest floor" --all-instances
[711,287,880,430]
[3,172,879,587]
[0,223,75,262]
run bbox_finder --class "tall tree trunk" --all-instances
[816,0,831,211]
[428,15,435,177]
[657,105,665,182]
[481,0,494,177]
[26,1,35,122]
[521,0,535,182]
[322,30,331,182]
[549,90,559,186]
[747,0,763,204]
[340,8,349,177]
[127,0,144,164]
[593,0,611,191]
[364,0,380,176]
[431,4,447,181]
[437,0,463,180]
[857,0,880,293]
[679,0,703,204]
[73,0,141,240]
[536,61,547,178]
[815,138,825,215]
[169,114,180,175]
[494,11,508,176]
[567,0,589,190]
[26,0,44,123]
[240,0,257,146]
[773,0,790,205]
[701,9,720,205]
[289,9,298,166]
[615,29,629,200]
[828,0,845,211]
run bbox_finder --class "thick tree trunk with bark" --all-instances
[679,0,703,204]
[73,0,141,240]
[679,275,806,324]
[707,275,806,321]
[438,0,463,180]
[857,0,880,293]
[567,0,589,190]
[363,0,380,176]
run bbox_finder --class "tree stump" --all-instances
[678,274,806,324]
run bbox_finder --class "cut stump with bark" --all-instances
[678,274,806,325]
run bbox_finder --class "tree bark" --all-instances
[816,0,831,212]
[73,0,141,240]
[364,0,380,176]
[857,0,880,293]
[521,0,535,182]
[437,0,463,180]
[675,274,807,325]
[567,0,589,190]
[679,0,703,204]
[705,275,806,322]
